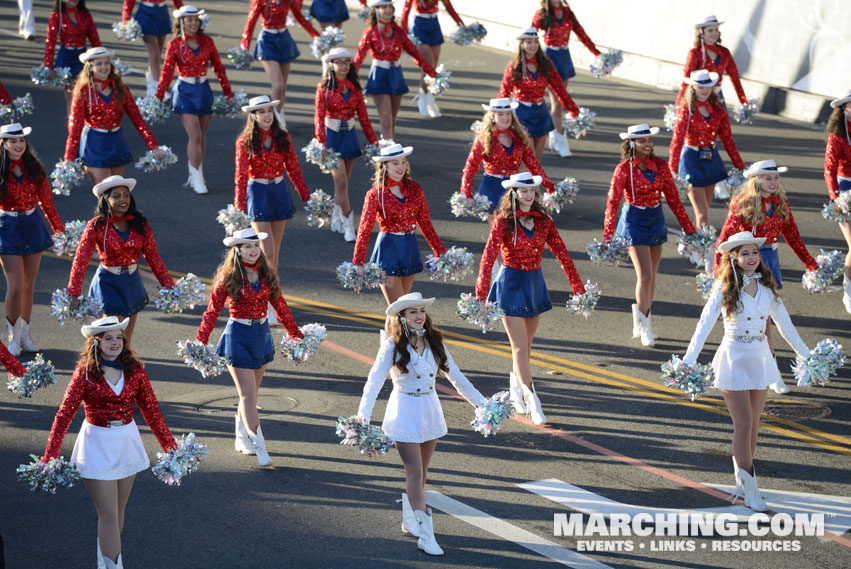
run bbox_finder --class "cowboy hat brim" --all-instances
[482,102,520,112]
[372,147,414,162]
[223,232,270,247]
[385,295,435,316]
[502,175,543,189]
[619,127,661,140]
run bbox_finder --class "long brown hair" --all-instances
[535,0,571,30]
[731,177,790,226]
[371,159,413,188]
[693,27,723,48]
[212,246,281,304]
[389,312,449,376]
[717,245,780,316]
[680,86,724,111]
[619,139,656,162]
[321,60,362,91]
[365,5,395,27]
[239,111,292,154]
[494,185,550,239]
[476,109,531,158]
[73,60,128,105]
[76,333,142,377]
[0,139,47,202]
[511,40,555,84]
[825,106,849,139]
[172,13,209,37]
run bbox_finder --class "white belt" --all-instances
[761,242,779,251]
[415,12,438,19]
[178,76,208,84]
[627,203,661,211]
[544,44,567,50]
[100,263,137,275]
[230,317,268,326]
[838,176,851,183]
[387,231,415,236]
[261,27,287,34]
[371,59,402,69]
[685,144,715,151]
[249,176,284,185]
[88,126,121,133]
[0,208,36,217]
[517,100,544,107]
[140,1,165,7]
[400,387,435,396]
[325,117,357,132]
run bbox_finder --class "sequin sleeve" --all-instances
[546,69,579,116]
[603,164,626,241]
[0,341,26,377]
[207,37,234,99]
[44,11,60,68]
[241,0,263,50]
[283,138,311,202]
[356,338,394,421]
[36,176,65,234]
[443,346,486,407]
[270,290,304,340]
[413,184,447,258]
[133,368,177,451]
[401,32,437,78]
[352,188,379,266]
[43,368,88,460]
[683,283,722,365]
[824,134,842,201]
[290,3,319,38]
[497,62,514,99]
[724,49,748,105]
[352,27,371,73]
[668,104,688,173]
[86,12,102,48]
[545,218,585,294]
[123,88,158,150]
[769,295,810,358]
[400,0,413,33]
[196,280,228,344]
[0,82,11,105]
[122,0,136,23]
[441,0,465,27]
[460,139,484,199]
[674,49,700,106]
[780,209,818,271]
[522,144,554,192]
[659,166,696,235]
[567,10,599,56]
[68,218,100,297]
[140,221,175,289]
[717,112,745,170]
[355,89,377,145]
[713,204,742,272]
[234,136,248,209]
[155,39,179,100]
[64,90,86,160]
[475,219,505,300]
[314,84,327,144]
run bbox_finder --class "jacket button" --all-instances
[417,375,421,379]
[745,330,749,334]
[416,388,421,392]
[747,317,751,320]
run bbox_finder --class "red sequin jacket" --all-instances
[313,79,378,145]
[43,365,176,460]
[44,9,101,68]
[603,157,695,240]
[0,341,26,377]
[241,0,319,50]
[498,61,579,115]
[675,45,747,106]
[353,180,446,266]
[461,132,554,198]
[668,103,744,173]
[476,215,585,300]
[234,134,311,210]
[197,277,303,343]
[156,34,234,100]
[401,0,464,34]
[713,195,816,272]
[122,0,183,23]
[824,132,851,201]
[68,217,175,296]
[65,86,158,160]
[0,82,11,105]
[1,172,64,233]
[353,23,437,76]
[531,8,599,54]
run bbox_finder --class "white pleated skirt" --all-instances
[382,389,447,443]
[711,338,780,391]
[70,420,150,480]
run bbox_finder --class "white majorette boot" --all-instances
[401,493,421,537]
[186,164,208,195]
[509,372,528,414]
[18,317,39,352]
[342,211,356,243]
[415,508,444,555]
[330,205,343,233]
[732,457,767,511]
[714,182,731,200]
[843,274,851,314]
[425,92,441,118]
[521,383,546,425]
[97,540,106,569]
[103,553,123,569]
[635,309,655,347]
[413,88,429,117]
[644,309,659,341]
[630,304,641,339]
[547,130,557,151]
[556,130,572,157]
[234,414,255,455]
[145,71,158,97]
[273,107,287,130]
[7,317,22,357]
[247,424,273,467]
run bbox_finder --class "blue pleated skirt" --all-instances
[487,266,551,318]
[478,174,509,214]
[365,65,408,96]
[309,0,349,23]
[56,46,85,78]
[172,80,213,115]
[545,46,576,80]
[247,179,295,221]
[0,211,53,255]
[254,29,300,63]
[615,203,667,247]
[79,126,133,168]
[135,3,171,36]
[369,232,422,276]
[88,266,148,316]
[413,15,444,46]
[326,126,361,160]
[678,146,727,187]
[216,319,275,369]
[760,246,783,289]
[515,102,554,138]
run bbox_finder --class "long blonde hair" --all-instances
[371,159,412,188]
[476,110,531,158]
[212,246,281,304]
[732,177,790,226]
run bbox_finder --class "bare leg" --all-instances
[0,255,24,322]
[548,79,568,135]
[531,136,546,160]
[229,365,265,433]
[628,245,663,314]
[83,476,136,563]
[396,440,438,512]
[501,315,540,388]
[199,114,211,163]
[390,95,403,136]
[417,44,440,90]
[180,114,204,168]
[252,220,286,274]
[372,94,393,140]
[86,167,113,186]
[330,159,354,216]
[722,389,767,473]
[64,87,73,121]
[142,35,164,78]
[115,475,136,534]
[687,184,712,228]
[379,274,416,331]
[19,253,41,322]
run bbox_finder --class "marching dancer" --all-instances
[64,47,164,186]
[120,0,184,97]
[314,47,379,242]
[357,292,487,556]
[475,172,587,425]
[0,123,66,357]
[531,0,600,157]
[823,90,851,314]
[353,0,438,140]
[196,228,305,467]
[603,124,696,347]
[498,27,581,160]
[156,4,235,195]
[400,0,464,118]
[40,316,179,569]
[68,175,176,346]
[241,0,320,128]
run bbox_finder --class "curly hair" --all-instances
[476,109,532,158]
[825,106,849,139]
[693,27,723,48]
[388,312,449,376]
[619,138,655,162]
[76,333,142,377]
[717,245,780,316]
[511,39,555,84]
[239,110,292,154]
[371,159,413,188]
[73,60,128,106]
[212,246,281,304]
[731,177,790,227]
[535,0,571,30]
[0,139,47,202]
[494,185,550,239]
[680,86,724,111]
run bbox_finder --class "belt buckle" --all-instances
[250,318,264,325]
[106,420,124,428]
[117,265,130,274]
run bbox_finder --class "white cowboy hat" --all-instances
[830,89,851,109]
[743,159,789,179]
[241,95,281,113]
[81,316,129,338]
[501,172,542,189]
[321,47,354,64]
[223,227,269,247]
[516,27,543,41]
[369,0,394,7]
[173,4,206,18]
[385,292,435,316]
[695,15,724,29]
[79,46,115,63]
[684,69,720,87]
[718,230,767,254]
[619,124,660,140]
[481,97,519,112]
[0,123,32,138]
[372,143,413,162]
[92,175,136,198]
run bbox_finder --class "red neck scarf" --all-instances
[259,127,274,146]
[694,100,713,112]
[8,158,23,172]
[516,209,544,218]
[380,22,394,36]
[64,5,79,17]
[107,214,135,223]
[633,155,657,172]
[762,194,781,206]
[334,78,352,94]
[493,129,514,138]
[99,78,115,93]
[241,260,259,270]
